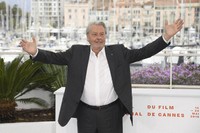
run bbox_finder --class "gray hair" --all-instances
[86,21,107,35]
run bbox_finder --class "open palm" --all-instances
[164,19,184,41]
[20,37,37,55]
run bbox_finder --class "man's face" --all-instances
[87,24,106,50]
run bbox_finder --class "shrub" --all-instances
[131,63,200,85]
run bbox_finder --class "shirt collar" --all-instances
[90,47,106,57]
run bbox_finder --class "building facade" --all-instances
[30,0,200,41]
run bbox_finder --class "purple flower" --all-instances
[131,63,200,85]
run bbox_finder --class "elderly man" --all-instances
[20,19,183,133]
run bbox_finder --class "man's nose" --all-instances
[97,35,103,39]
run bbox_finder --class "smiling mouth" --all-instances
[95,40,104,43]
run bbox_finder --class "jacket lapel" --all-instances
[81,46,90,83]
[105,46,116,85]
[81,46,116,87]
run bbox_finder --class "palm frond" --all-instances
[0,55,57,108]
[16,98,49,108]
[41,64,67,91]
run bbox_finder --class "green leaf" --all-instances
[0,55,57,108]
[16,98,49,108]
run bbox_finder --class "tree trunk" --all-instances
[0,100,17,123]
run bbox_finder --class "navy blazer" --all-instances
[33,36,169,126]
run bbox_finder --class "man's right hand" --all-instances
[20,37,37,56]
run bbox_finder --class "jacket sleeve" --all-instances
[32,47,73,65]
[122,36,170,63]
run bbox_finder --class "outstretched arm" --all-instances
[163,18,184,41]
[20,37,38,56]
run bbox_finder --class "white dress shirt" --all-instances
[80,47,118,106]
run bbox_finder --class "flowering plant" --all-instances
[131,63,200,85]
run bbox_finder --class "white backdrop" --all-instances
[55,88,200,133]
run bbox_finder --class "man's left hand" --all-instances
[164,18,184,41]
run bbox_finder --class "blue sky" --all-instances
[0,0,31,12]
